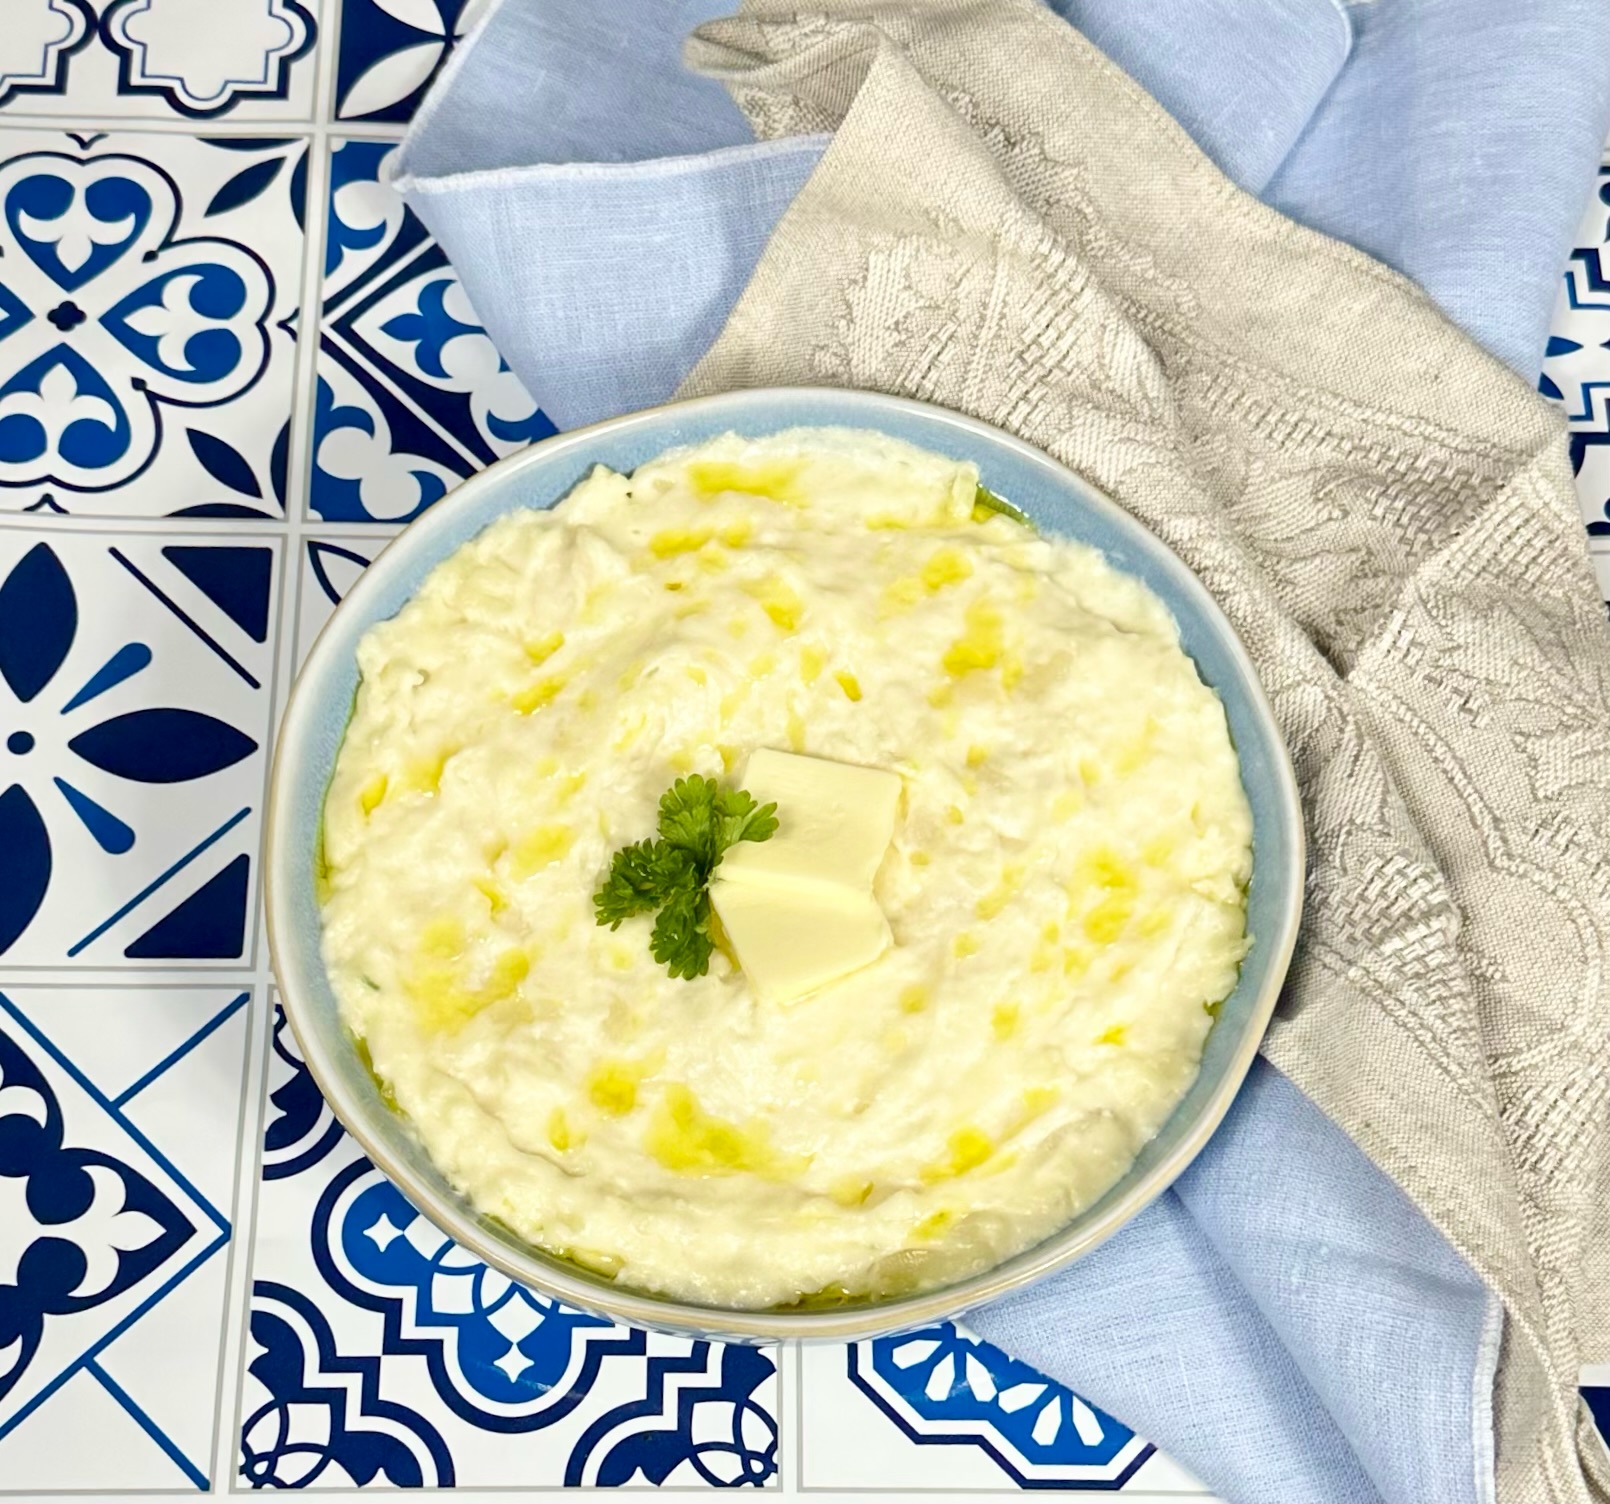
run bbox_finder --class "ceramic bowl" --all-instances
[266,387,1304,1343]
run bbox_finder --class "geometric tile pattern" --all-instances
[0,0,1604,1496]
[334,0,488,125]
[0,529,276,966]
[0,983,247,1491]
[1584,1380,1610,1463]
[310,138,551,522]
[1543,152,1610,536]
[848,1326,1154,1489]
[797,1337,1211,1496]
[293,531,388,665]
[244,1002,780,1490]
[0,1,320,121]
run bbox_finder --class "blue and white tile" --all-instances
[294,532,391,666]
[0,528,277,966]
[309,137,553,524]
[0,3,97,113]
[1541,150,1610,535]
[0,983,249,1491]
[241,1003,781,1489]
[798,1332,1212,1496]
[0,129,305,518]
[0,1,320,121]
[1583,1366,1610,1460]
[336,0,491,125]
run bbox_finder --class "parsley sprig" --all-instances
[593,775,779,980]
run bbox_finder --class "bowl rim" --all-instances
[266,384,1305,1343]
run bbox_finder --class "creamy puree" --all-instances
[320,428,1253,1308]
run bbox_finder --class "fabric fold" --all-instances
[1263,0,1610,377]
[977,1063,1499,1504]
[1049,0,1352,191]
[400,0,753,175]
[394,0,827,429]
[399,137,824,431]
[395,0,1610,408]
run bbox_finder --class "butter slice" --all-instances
[711,878,891,1004]
[711,749,903,1003]
[717,749,901,889]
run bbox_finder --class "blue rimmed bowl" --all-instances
[266,387,1303,1343]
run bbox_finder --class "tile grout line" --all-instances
[207,2,344,1482]
[184,977,265,1495]
[211,982,276,1498]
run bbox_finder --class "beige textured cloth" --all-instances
[676,3,1610,1498]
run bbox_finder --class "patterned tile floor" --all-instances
[0,4,1606,1498]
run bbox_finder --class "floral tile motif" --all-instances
[0,130,305,518]
[0,983,248,1492]
[851,1326,1154,1489]
[798,1339,1210,1494]
[0,1,320,121]
[1541,151,1610,534]
[336,0,489,124]
[797,1337,1211,1496]
[309,138,553,523]
[241,1003,780,1489]
[0,528,277,965]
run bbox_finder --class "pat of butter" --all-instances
[717,749,901,889]
[711,749,902,1003]
[711,878,891,1004]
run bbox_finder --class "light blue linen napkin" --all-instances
[391,6,1610,1501]
[394,0,1610,433]
[976,1061,1498,1504]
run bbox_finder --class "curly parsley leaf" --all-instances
[594,774,778,980]
[593,839,694,929]
[713,784,779,852]
[658,775,722,869]
[649,885,714,980]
